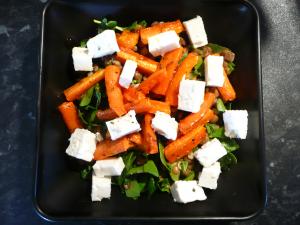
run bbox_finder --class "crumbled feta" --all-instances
[93,157,125,177]
[65,128,96,162]
[91,175,111,202]
[151,111,178,140]
[198,162,221,190]
[194,138,227,167]
[223,110,248,139]
[106,110,141,141]
[204,55,225,87]
[72,47,93,71]
[87,30,120,58]
[148,31,180,57]
[119,60,138,88]
[183,15,208,48]
[178,78,206,113]
[170,180,207,203]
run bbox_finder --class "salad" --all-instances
[58,15,248,204]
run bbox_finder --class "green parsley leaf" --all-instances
[219,152,237,171]
[191,56,204,78]
[158,142,171,170]
[216,98,227,113]
[80,40,87,48]
[146,177,156,197]
[79,86,94,107]
[178,51,188,64]
[80,166,92,179]
[157,178,171,193]
[122,151,137,171]
[127,160,159,177]
[205,123,225,139]
[124,180,146,200]
[221,139,239,153]
[227,62,235,74]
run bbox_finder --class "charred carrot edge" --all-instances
[140,20,184,44]
[179,92,216,134]
[152,47,184,95]
[64,69,104,102]
[137,69,167,94]
[117,30,139,50]
[165,126,207,163]
[58,102,83,133]
[217,70,236,102]
[116,48,159,75]
[93,137,133,160]
[105,65,127,116]
[165,52,199,106]
[142,114,158,154]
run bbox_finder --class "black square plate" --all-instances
[35,0,266,221]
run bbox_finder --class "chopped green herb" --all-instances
[158,178,171,193]
[178,51,188,64]
[80,87,94,107]
[219,152,237,171]
[124,179,146,200]
[158,142,171,170]
[146,177,156,197]
[80,40,87,48]
[206,43,227,53]
[179,160,189,173]
[127,160,159,177]
[227,62,235,74]
[205,123,225,139]
[80,166,92,179]
[125,20,147,31]
[221,139,239,153]
[184,171,195,181]
[216,98,227,113]
[94,18,123,32]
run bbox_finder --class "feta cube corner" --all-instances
[183,15,208,48]
[106,110,141,141]
[93,157,125,177]
[65,128,96,162]
[178,78,206,113]
[194,138,227,167]
[119,60,138,88]
[204,55,225,87]
[223,110,248,139]
[198,162,221,190]
[91,175,111,202]
[148,31,180,57]
[72,47,93,71]
[87,29,120,58]
[170,180,207,203]
[151,111,178,140]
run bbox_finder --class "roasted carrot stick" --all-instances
[123,87,146,103]
[64,69,104,102]
[128,132,143,146]
[180,109,215,135]
[58,102,83,133]
[117,30,139,49]
[140,20,184,44]
[94,137,133,160]
[142,114,158,154]
[137,69,167,94]
[165,126,207,163]
[217,70,236,102]
[96,98,170,121]
[105,65,127,116]
[179,92,216,134]
[152,47,184,95]
[116,48,159,75]
[165,52,199,106]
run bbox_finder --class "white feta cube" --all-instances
[87,30,120,58]
[170,180,207,203]
[119,60,138,88]
[183,15,208,48]
[93,157,125,177]
[65,128,96,162]
[194,138,227,167]
[204,55,225,87]
[106,110,141,141]
[148,31,180,57]
[198,162,221,190]
[223,110,248,139]
[72,47,93,71]
[178,78,206,113]
[91,175,111,202]
[151,111,178,140]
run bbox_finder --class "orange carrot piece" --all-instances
[64,70,104,101]
[180,109,215,135]
[152,47,184,95]
[128,132,143,146]
[137,69,167,94]
[123,87,146,103]
[165,126,207,163]
[217,70,236,102]
[140,20,184,44]
[179,92,216,134]
[142,114,158,154]
[58,102,83,133]
[116,48,159,75]
[165,52,199,106]
[105,65,127,116]
[117,30,139,49]
[94,137,133,160]
[148,99,171,114]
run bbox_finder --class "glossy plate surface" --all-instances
[35,0,266,221]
